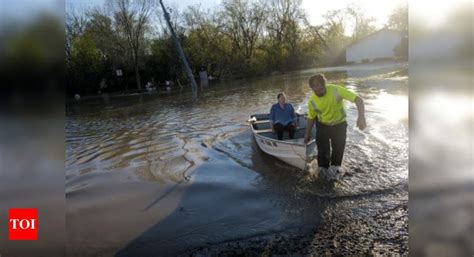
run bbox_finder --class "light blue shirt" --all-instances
[269,103,296,126]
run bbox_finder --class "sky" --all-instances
[302,0,406,27]
[65,0,406,30]
[5,0,457,33]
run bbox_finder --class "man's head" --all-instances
[277,93,286,105]
[309,74,327,97]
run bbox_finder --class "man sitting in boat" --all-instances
[269,93,297,140]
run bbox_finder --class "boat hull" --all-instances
[249,113,316,170]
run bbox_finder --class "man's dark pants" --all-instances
[273,123,295,140]
[316,121,347,168]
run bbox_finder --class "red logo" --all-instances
[8,208,38,240]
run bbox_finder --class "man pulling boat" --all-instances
[304,74,366,178]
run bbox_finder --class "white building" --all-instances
[346,29,404,63]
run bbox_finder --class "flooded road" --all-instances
[66,61,408,256]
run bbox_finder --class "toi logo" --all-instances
[8,208,38,240]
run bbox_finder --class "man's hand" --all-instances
[355,97,366,130]
[357,115,366,130]
[304,118,315,144]
[304,133,310,144]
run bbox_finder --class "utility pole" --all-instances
[158,0,198,94]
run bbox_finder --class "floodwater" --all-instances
[65,61,409,256]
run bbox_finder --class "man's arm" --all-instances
[304,118,315,144]
[355,96,366,130]
[290,104,297,127]
[269,105,275,132]
[337,86,366,130]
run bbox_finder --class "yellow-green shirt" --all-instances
[307,84,358,125]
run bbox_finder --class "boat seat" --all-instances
[258,128,307,140]
[252,122,272,130]
[252,120,270,124]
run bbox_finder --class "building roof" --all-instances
[346,29,404,48]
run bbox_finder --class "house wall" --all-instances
[346,31,402,63]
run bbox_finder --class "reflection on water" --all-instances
[66,61,409,255]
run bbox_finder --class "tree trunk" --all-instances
[135,63,141,92]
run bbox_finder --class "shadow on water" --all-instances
[113,123,407,255]
[113,146,327,256]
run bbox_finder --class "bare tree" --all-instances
[266,0,303,48]
[265,0,304,67]
[386,3,408,33]
[322,9,347,34]
[220,0,267,60]
[183,5,225,55]
[107,0,154,92]
[317,9,350,65]
[346,4,376,41]
[302,19,329,50]
[66,8,89,62]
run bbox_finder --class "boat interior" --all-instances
[250,113,308,140]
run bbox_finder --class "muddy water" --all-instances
[66,61,408,256]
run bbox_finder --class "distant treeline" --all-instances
[65,0,408,96]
